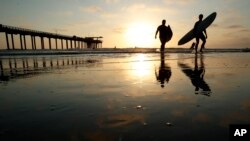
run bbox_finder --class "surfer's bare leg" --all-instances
[200,36,206,52]
[161,43,166,52]
[160,38,166,52]
[200,42,206,52]
[195,38,199,53]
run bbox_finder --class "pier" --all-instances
[0,24,102,50]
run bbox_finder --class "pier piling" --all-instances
[20,35,23,50]
[11,34,15,49]
[49,38,51,50]
[5,33,10,50]
[23,35,27,50]
[55,38,58,50]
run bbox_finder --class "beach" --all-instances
[1,0,250,139]
[0,48,249,56]
[0,52,250,140]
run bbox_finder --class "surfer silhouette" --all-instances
[178,54,211,96]
[193,14,207,53]
[155,53,172,88]
[155,20,172,52]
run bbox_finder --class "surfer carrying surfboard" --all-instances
[193,14,208,53]
[155,20,173,52]
[178,12,216,52]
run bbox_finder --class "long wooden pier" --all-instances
[0,24,102,50]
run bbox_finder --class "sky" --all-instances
[0,0,250,48]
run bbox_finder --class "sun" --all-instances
[125,22,155,47]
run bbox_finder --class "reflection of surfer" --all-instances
[193,14,208,53]
[178,54,211,96]
[155,53,172,88]
[155,20,173,52]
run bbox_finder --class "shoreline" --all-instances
[0,48,249,56]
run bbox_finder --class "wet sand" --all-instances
[0,52,250,141]
[0,48,249,56]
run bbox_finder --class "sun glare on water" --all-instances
[131,54,151,77]
[125,22,155,47]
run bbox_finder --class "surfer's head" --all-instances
[162,19,166,25]
[199,14,203,20]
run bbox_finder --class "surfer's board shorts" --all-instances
[160,38,168,44]
[195,33,206,41]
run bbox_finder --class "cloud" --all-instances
[218,8,244,26]
[163,0,195,6]
[122,3,146,13]
[227,25,244,29]
[239,29,250,32]
[211,24,219,28]
[121,3,178,18]
[51,0,78,1]
[100,12,119,19]
[3,16,36,29]
[62,11,73,16]
[224,25,250,35]
[56,11,73,17]
[112,27,125,34]
[80,6,102,13]
[104,0,119,4]
[51,28,68,34]
[60,19,117,40]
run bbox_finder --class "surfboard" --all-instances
[166,25,173,42]
[178,12,217,46]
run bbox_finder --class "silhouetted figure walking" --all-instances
[155,53,172,88]
[178,54,211,96]
[193,14,207,53]
[155,20,172,52]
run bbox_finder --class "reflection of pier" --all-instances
[0,24,102,50]
[0,57,101,82]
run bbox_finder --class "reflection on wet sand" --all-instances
[0,56,101,82]
[97,114,145,128]
[85,130,116,141]
[1,53,250,141]
[155,53,171,88]
[178,54,211,96]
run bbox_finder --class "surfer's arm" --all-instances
[155,27,159,39]
[155,31,158,39]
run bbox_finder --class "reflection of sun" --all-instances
[125,22,154,47]
[131,54,150,77]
